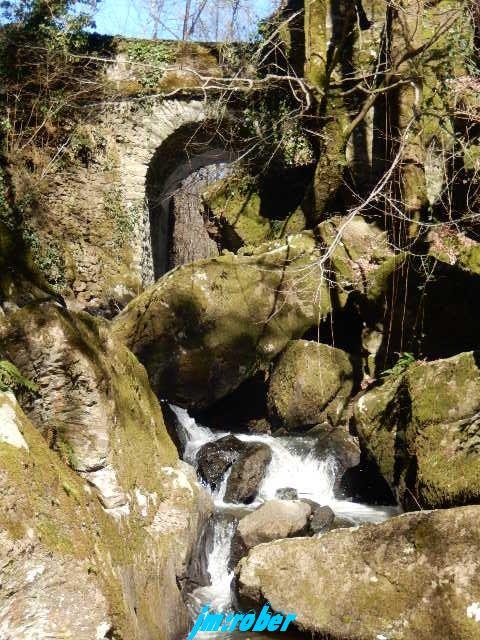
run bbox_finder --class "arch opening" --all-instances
[146,122,238,280]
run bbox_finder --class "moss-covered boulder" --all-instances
[0,391,209,640]
[267,340,356,431]
[0,303,213,638]
[202,172,310,251]
[202,174,272,249]
[114,232,329,408]
[236,506,480,640]
[355,351,480,510]
[0,302,176,477]
[428,228,480,276]
[114,216,395,409]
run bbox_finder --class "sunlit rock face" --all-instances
[355,351,480,511]
[0,304,213,640]
[114,216,396,409]
[236,506,480,640]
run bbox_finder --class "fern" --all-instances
[0,360,38,393]
[381,352,416,379]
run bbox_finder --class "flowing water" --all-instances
[171,405,400,625]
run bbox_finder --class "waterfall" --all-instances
[188,515,237,614]
[171,405,399,615]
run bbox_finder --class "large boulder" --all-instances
[268,340,356,431]
[355,351,480,510]
[196,435,245,489]
[236,506,480,640]
[0,392,210,640]
[113,216,396,409]
[224,442,272,504]
[0,303,213,639]
[230,499,311,568]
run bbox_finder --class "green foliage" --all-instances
[242,99,314,168]
[22,222,67,290]
[126,40,176,90]
[382,352,416,379]
[0,166,16,230]
[0,359,38,394]
[0,0,97,32]
[103,187,136,246]
[0,0,103,156]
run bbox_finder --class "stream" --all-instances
[171,405,400,634]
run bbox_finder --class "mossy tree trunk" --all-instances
[388,0,428,240]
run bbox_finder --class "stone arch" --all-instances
[146,121,238,279]
[115,99,213,288]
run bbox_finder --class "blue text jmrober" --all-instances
[187,604,297,639]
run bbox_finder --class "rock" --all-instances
[196,435,245,489]
[0,302,176,477]
[311,425,361,497]
[267,341,356,431]
[330,515,355,530]
[0,392,211,640]
[244,418,272,435]
[355,351,480,509]
[230,499,311,569]
[202,173,272,249]
[236,506,480,640]
[113,216,396,409]
[298,500,335,535]
[312,425,361,473]
[0,304,213,640]
[275,487,298,500]
[224,443,272,504]
[309,505,335,534]
[161,401,189,457]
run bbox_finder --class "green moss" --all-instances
[356,352,480,509]
[203,174,271,249]
[103,186,136,247]
[21,222,67,291]
[304,0,328,91]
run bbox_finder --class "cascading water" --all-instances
[171,405,399,619]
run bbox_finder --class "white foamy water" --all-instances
[171,405,399,613]
[189,516,237,614]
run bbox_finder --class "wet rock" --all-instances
[161,401,189,457]
[330,515,356,530]
[267,341,356,431]
[355,351,480,510]
[236,506,480,639]
[196,435,245,489]
[276,487,298,500]
[311,425,361,497]
[224,442,272,504]
[312,425,360,472]
[244,418,272,435]
[183,513,219,594]
[299,499,336,534]
[309,505,335,534]
[230,499,311,569]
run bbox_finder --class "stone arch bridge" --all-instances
[38,40,240,316]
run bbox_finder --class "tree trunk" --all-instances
[182,0,192,40]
